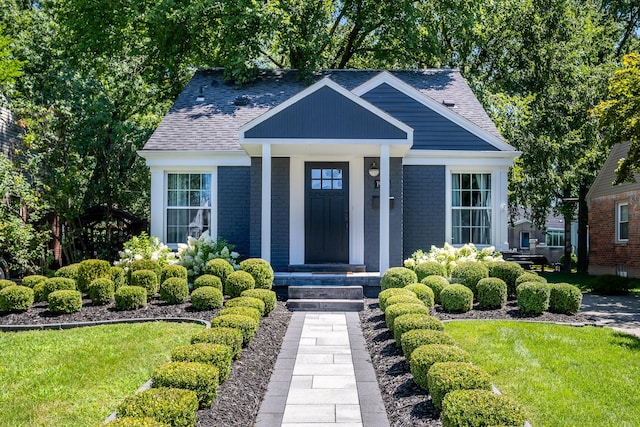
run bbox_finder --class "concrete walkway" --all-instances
[256,312,389,427]
[581,292,640,337]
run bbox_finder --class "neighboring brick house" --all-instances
[139,69,520,273]
[587,141,640,278]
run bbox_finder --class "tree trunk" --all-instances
[563,208,573,272]
[577,183,589,273]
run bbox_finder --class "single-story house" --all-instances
[587,141,639,278]
[139,69,520,274]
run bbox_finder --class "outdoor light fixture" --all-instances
[368,162,380,177]
[196,86,205,102]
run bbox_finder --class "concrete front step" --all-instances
[287,298,365,312]
[288,285,363,300]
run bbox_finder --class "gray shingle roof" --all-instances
[143,69,504,152]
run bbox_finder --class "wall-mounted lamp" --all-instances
[368,162,379,177]
[196,86,205,102]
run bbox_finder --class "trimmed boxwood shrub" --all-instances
[414,261,448,281]
[33,283,47,303]
[409,344,470,391]
[385,302,431,330]
[476,278,507,310]
[488,261,525,297]
[380,267,418,291]
[159,278,189,304]
[117,387,198,427]
[48,290,82,314]
[130,270,159,300]
[171,343,233,381]
[421,275,450,305]
[404,283,435,308]
[515,272,547,287]
[115,286,147,310]
[110,266,126,290]
[204,258,234,282]
[441,284,474,313]
[549,283,582,315]
[400,329,457,360]
[193,274,223,292]
[441,389,527,427]
[450,261,489,298]
[0,279,15,290]
[225,296,266,316]
[77,259,111,292]
[0,285,34,312]
[160,264,188,284]
[210,314,259,346]
[427,361,493,410]
[224,270,255,298]
[384,294,423,311]
[393,314,444,345]
[517,282,551,315]
[105,417,169,427]
[151,362,219,408]
[190,286,224,311]
[239,258,274,289]
[43,277,76,301]
[129,259,162,283]
[241,289,277,314]
[55,263,79,281]
[88,278,115,305]
[378,287,416,311]
[21,275,47,288]
[217,306,262,324]
[191,327,243,359]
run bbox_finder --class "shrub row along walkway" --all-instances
[581,293,640,337]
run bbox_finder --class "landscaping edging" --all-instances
[0,317,211,332]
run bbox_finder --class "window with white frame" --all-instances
[452,173,492,245]
[545,229,564,247]
[617,202,629,242]
[166,173,212,244]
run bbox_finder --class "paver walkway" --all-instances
[581,292,640,338]
[256,312,389,427]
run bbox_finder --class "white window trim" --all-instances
[545,228,565,248]
[616,201,629,243]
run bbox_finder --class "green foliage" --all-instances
[130,270,159,300]
[393,314,444,345]
[380,267,418,291]
[225,296,266,316]
[48,290,82,314]
[171,343,233,381]
[421,275,450,304]
[159,278,189,304]
[76,259,111,292]
[116,233,176,271]
[404,283,435,308]
[33,283,47,303]
[55,264,80,281]
[384,294,423,310]
[0,279,16,290]
[190,327,243,360]
[43,277,76,301]
[409,344,470,391]
[451,261,489,298]
[224,270,256,298]
[114,286,147,310]
[588,274,635,295]
[209,314,259,346]
[385,302,430,330]
[488,262,525,297]
[0,285,34,312]
[517,282,551,315]
[441,389,527,427]
[160,264,188,284]
[21,275,47,288]
[515,273,547,288]
[104,417,169,427]
[0,25,24,86]
[378,287,416,311]
[414,261,448,281]
[117,387,199,427]
[204,259,235,282]
[110,266,126,290]
[193,275,223,292]
[151,362,219,409]
[88,278,115,305]
[239,258,274,289]
[405,244,503,276]
[400,329,457,360]
[241,289,277,314]
[190,286,223,311]
[476,278,508,310]
[217,306,262,324]
[559,253,578,270]
[441,284,474,313]
[129,260,162,283]
[427,362,492,410]
[549,283,582,315]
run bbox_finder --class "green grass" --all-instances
[446,321,640,427]
[0,321,203,427]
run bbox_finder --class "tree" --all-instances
[0,26,23,88]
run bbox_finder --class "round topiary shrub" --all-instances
[450,261,489,298]
[515,272,547,287]
[210,314,259,346]
[517,281,551,315]
[160,264,188,284]
[21,275,47,289]
[191,327,243,359]
[385,302,431,330]
[378,287,416,311]
[404,283,435,309]
[217,306,262,324]
[88,278,115,305]
[549,283,582,315]
[55,263,79,281]
[427,361,493,410]
[380,267,418,291]
[77,259,111,292]
[441,389,527,427]
[0,279,15,290]
[489,261,525,297]
[48,290,83,314]
[151,361,219,409]
[204,258,234,282]
[193,274,223,292]
[384,294,423,311]
[110,266,126,290]
[239,258,274,290]
[115,286,147,310]
[393,314,444,345]
[171,343,233,381]
[190,286,224,311]
[476,277,508,310]
[224,270,255,298]
[128,259,162,283]
[104,417,169,427]
[241,289,277,315]
[160,278,189,304]
[409,344,470,391]
[130,269,159,300]
[33,282,47,303]
[400,329,457,360]
[43,277,76,301]
[0,285,34,312]
[414,261,447,281]
[117,387,198,427]
[225,296,266,316]
[440,284,474,313]
[421,275,450,305]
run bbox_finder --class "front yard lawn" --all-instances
[0,321,203,427]
[446,321,640,427]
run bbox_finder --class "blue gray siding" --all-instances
[250,158,262,258]
[245,86,407,140]
[271,158,290,271]
[218,167,250,257]
[403,166,446,257]
[361,83,498,151]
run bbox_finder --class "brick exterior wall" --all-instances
[588,192,640,278]
[218,167,251,258]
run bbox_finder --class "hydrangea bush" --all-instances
[114,232,176,271]
[404,243,503,277]
[176,231,240,282]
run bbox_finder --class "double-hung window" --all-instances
[617,202,629,242]
[452,173,492,245]
[166,173,212,245]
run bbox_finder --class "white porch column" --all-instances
[379,145,390,272]
[261,144,272,262]
[149,167,164,241]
